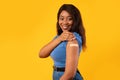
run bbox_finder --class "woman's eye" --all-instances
[68,18,73,20]
[59,17,64,20]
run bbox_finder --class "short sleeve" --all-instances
[73,32,82,52]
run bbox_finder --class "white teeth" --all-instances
[63,26,68,29]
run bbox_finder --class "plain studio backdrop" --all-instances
[0,0,120,80]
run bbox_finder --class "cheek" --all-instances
[58,21,62,25]
[69,21,73,25]
[58,21,62,29]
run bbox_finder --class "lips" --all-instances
[60,24,72,31]
[62,26,68,30]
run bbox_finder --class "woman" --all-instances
[39,4,86,80]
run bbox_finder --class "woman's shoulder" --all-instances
[73,32,82,39]
[73,32,82,45]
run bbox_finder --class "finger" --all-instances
[68,34,74,38]
[72,37,76,40]
[68,32,73,35]
[68,36,76,41]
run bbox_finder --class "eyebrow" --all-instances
[59,15,72,18]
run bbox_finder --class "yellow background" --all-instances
[0,0,120,80]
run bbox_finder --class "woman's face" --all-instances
[58,10,73,32]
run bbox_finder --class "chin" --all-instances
[62,30,69,32]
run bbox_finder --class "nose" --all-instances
[63,19,68,25]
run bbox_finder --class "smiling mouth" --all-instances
[62,26,70,30]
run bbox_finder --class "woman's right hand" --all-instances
[58,31,76,42]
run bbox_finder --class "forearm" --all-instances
[60,72,74,80]
[39,37,61,58]
[60,40,79,80]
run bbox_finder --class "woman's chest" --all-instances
[50,42,67,60]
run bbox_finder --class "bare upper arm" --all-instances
[64,40,80,77]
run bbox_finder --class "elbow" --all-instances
[39,50,44,58]
[39,53,43,58]
[39,50,48,58]
[39,51,44,58]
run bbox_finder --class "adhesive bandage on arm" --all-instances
[69,44,79,47]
